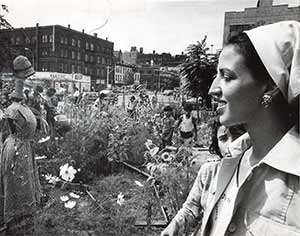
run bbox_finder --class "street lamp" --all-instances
[24,48,35,69]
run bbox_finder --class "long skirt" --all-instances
[0,136,40,236]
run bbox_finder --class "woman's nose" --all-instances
[208,76,222,99]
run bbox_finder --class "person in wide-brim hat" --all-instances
[10,55,35,100]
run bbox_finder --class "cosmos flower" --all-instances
[60,195,69,202]
[59,164,77,182]
[161,152,172,162]
[64,200,76,209]
[134,180,144,187]
[44,173,60,184]
[117,192,125,206]
[69,192,80,199]
[38,136,51,143]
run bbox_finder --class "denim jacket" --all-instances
[198,126,300,236]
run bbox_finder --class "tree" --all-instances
[180,36,218,112]
[0,5,15,72]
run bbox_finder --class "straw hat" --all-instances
[13,55,35,79]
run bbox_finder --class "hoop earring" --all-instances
[261,94,273,108]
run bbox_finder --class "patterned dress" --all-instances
[0,102,40,236]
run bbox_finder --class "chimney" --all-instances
[94,33,98,37]
[68,24,70,28]
[139,47,143,54]
[36,23,39,27]
[106,37,108,40]
[153,50,155,54]
[82,29,85,33]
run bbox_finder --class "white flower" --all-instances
[134,180,144,187]
[69,192,80,199]
[64,200,76,209]
[59,164,77,182]
[38,136,51,143]
[35,155,47,160]
[60,195,69,202]
[117,192,125,206]
[44,173,60,184]
[161,152,172,162]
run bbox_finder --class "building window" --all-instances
[85,54,89,62]
[77,52,81,60]
[31,36,37,44]
[90,55,94,62]
[10,37,15,44]
[60,49,64,58]
[64,64,68,73]
[72,38,76,46]
[91,43,94,51]
[97,56,100,64]
[16,36,21,45]
[101,57,105,64]
[97,68,100,75]
[64,37,68,45]
[72,51,76,59]
[77,40,81,48]
[84,67,88,74]
[85,42,89,50]
[25,37,31,44]
[49,35,53,43]
[42,49,48,56]
[64,50,68,58]
[42,35,48,43]
[60,63,64,72]
[60,36,64,44]
[77,65,81,73]
[71,64,75,73]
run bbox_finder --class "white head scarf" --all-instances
[245,21,300,104]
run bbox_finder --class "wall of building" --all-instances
[223,0,300,44]
[0,24,114,91]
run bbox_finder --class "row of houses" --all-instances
[1,0,299,92]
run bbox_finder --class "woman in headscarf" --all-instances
[202,21,299,236]
[0,55,40,236]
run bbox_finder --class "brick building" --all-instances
[223,0,300,44]
[0,24,114,91]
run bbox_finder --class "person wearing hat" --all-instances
[165,21,299,236]
[0,55,40,235]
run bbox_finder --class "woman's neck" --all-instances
[245,109,291,162]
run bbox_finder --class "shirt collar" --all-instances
[226,126,300,177]
[262,126,300,177]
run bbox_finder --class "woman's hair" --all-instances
[209,120,246,158]
[226,33,273,85]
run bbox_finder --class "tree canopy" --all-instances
[180,36,218,101]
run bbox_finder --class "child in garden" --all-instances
[176,103,198,145]
[161,105,175,148]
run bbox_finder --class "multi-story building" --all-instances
[223,0,300,44]
[0,24,114,91]
[138,65,180,91]
[114,63,140,86]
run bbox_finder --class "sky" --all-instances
[2,0,300,54]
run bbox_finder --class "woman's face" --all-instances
[217,125,233,157]
[209,45,266,127]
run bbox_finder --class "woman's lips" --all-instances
[216,102,226,114]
